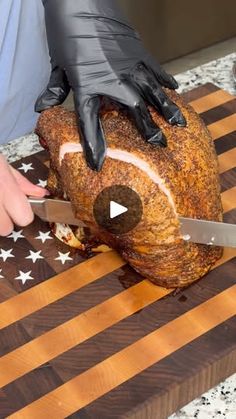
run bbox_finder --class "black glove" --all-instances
[36,0,186,171]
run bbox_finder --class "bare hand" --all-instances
[0,154,48,236]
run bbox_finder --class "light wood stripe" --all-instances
[190,90,234,114]
[208,114,236,140]
[222,187,236,213]
[9,285,236,419]
[219,149,236,174]
[0,242,235,389]
[0,187,235,331]
[0,282,172,388]
[0,251,124,330]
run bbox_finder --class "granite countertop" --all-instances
[1,52,236,418]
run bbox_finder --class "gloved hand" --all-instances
[36,0,186,171]
[0,154,48,236]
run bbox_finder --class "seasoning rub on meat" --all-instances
[36,89,223,288]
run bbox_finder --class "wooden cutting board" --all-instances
[0,83,235,419]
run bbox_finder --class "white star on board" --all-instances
[37,179,47,188]
[15,271,34,285]
[0,269,4,279]
[35,231,53,244]
[7,230,25,243]
[0,248,15,262]
[26,250,44,264]
[55,252,73,265]
[18,163,34,173]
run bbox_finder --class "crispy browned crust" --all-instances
[36,89,223,288]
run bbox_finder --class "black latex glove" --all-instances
[36,0,186,171]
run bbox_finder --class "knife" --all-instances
[28,197,236,248]
[28,197,86,228]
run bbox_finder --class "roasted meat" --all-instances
[36,89,223,288]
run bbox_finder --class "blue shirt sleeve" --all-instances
[0,0,51,144]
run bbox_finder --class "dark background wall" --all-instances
[118,0,236,63]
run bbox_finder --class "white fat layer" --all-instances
[59,143,176,213]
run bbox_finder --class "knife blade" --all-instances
[28,197,86,227]
[179,217,236,248]
[29,197,236,248]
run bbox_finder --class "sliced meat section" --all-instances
[36,89,223,288]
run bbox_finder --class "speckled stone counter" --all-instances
[0,52,236,418]
[176,52,236,97]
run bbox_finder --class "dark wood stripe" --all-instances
[214,131,236,155]
[8,286,236,418]
[0,251,124,330]
[0,282,171,388]
[182,83,220,103]
[0,279,17,304]
[46,257,236,383]
[0,265,142,356]
[1,242,235,389]
[21,265,142,339]
[33,149,50,166]
[200,99,236,125]
[78,318,236,419]
[0,325,63,417]
[223,209,236,224]
[0,389,14,419]
[1,256,235,414]
[220,168,236,192]
[2,365,62,418]
[0,322,32,358]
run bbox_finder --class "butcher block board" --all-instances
[0,83,236,419]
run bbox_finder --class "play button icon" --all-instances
[110,201,128,219]
[93,185,143,235]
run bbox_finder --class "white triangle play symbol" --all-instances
[110,201,128,219]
